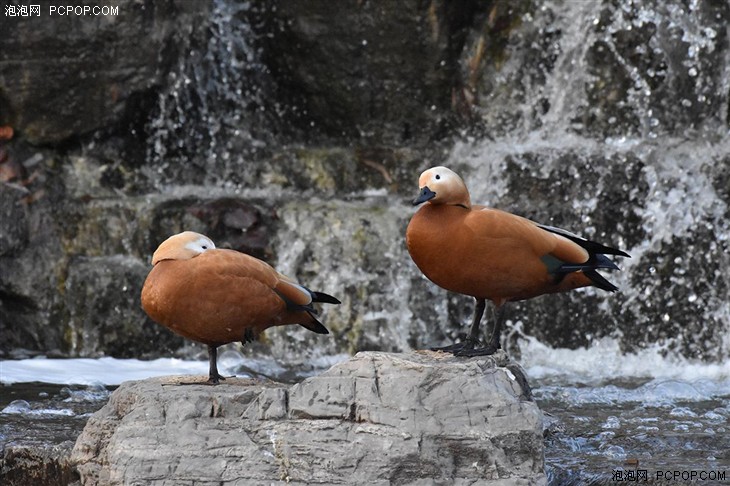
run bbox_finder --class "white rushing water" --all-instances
[0,357,210,386]
[0,352,350,387]
[519,336,730,407]
[2,340,728,407]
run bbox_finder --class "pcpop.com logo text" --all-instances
[5,5,119,16]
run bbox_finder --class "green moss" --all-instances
[297,149,337,191]
[346,315,363,356]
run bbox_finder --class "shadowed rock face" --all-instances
[0,442,77,486]
[1,0,729,363]
[71,351,544,485]
[0,2,212,144]
[250,0,486,145]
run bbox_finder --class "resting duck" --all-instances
[141,231,339,384]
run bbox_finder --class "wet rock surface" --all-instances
[64,255,179,359]
[71,351,544,485]
[0,183,28,255]
[0,382,112,486]
[1,442,78,486]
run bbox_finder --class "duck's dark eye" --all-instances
[201,245,208,250]
[435,174,441,180]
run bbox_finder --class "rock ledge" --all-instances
[71,351,545,485]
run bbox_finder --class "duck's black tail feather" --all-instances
[298,289,339,334]
[299,314,330,334]
[539,223,630,292]
[311,291,341,305]
[583,269,619,292]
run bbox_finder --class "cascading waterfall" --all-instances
[145,0,272,189]
[448,0,730,364]
[140,0,729,366]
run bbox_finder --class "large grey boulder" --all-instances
[71,351,544,485]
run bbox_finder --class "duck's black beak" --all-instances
[413,186,436,205]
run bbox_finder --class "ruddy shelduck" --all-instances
[406,166,629,356]
[141,231,340,384]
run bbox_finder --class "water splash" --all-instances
[448,0,730,362]
[145,0,271,189]
[1,400,75,417]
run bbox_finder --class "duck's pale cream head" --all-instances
[413,166,471,208]
[151,231,216,265]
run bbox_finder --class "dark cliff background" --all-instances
[1,0,728,365]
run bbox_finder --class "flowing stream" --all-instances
[2,345,729,484]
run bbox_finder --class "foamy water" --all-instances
[521,336,730,385]
[2,341,728,405]
[0,352,349,387]
[519,337,730,408]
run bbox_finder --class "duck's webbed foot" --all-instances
[207,372,226,385]
[430,298,488,356]
[174,373,226,386]
[430,337,483,354]
[454,344,500,357]
[454,301,505,358]
[202,344,230,385]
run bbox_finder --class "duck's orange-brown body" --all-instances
[141,249,323,346]
[140,231,339,383]
[407,204,594,304]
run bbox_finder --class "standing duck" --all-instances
[406,166,629,356]
[141,231,340,384]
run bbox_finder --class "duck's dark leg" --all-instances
[174,344,226,385]
[456,304,505,357]
[207,344,225,384]
[466,298,486,344]
[431,298,486,353]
